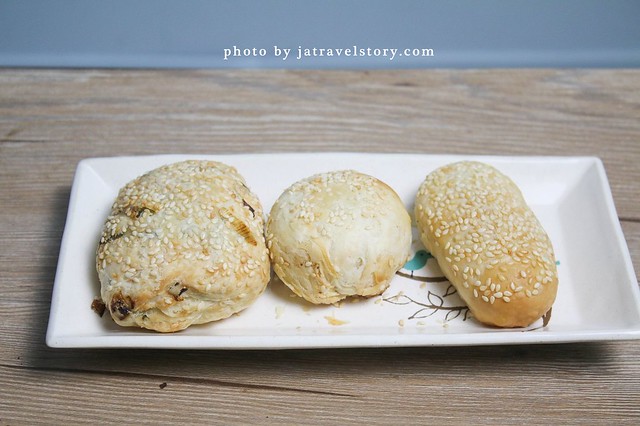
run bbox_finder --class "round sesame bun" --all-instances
[415,161,558,328]
[266,170,412,305]
[96,160,270,332]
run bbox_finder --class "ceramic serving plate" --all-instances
[46,153,640,348]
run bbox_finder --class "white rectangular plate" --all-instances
[46,153,640,348]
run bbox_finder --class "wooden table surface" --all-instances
[1,69,639,424]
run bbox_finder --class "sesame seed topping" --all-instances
[415,161,558,310]
[96,160,271,331]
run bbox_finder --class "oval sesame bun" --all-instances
[415,161,558,328]
[96,160,270,332]
[266,170,412,305]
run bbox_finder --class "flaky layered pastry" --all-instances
[267,170,412,304]
[415,161,558,328]
[96,160,270,332]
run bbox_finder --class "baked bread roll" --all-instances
[96,160,270,332]
[267,170,412,304]
[415,161,558,327]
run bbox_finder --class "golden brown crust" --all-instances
[96,160,270,332]
[415,161,558,328]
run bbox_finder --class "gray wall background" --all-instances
[0,0,638,68]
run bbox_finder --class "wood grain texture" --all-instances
[0,69,639,425]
